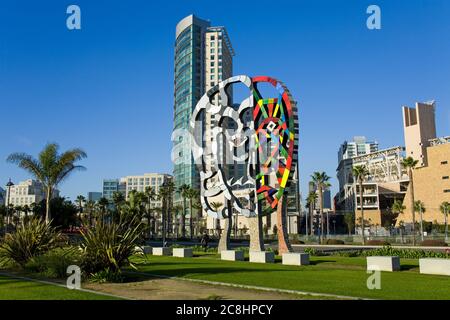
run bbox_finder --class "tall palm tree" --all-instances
[97,197,109,222]
[185,188,199,239]
[192,201,203,235]
[7,143,87,223]
[112,191,125,210]
[352,165,369,245]
[392,199,406,242]
[414,200,426,242]
[440,201,450,242]
[306,191,318,236]
[401,157,419,245]
[84,200,95,227]
[143,186,157,238]
[76,195,86,216]
[177,184,190,238]
[311,172,331,243]
[159,180,175,245]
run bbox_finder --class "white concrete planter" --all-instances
[282,253,310,266]
[249,251,275,263]
[419,258,450,276]
[221,250,244,261]
[173,248,193,258]
[367,256,400,272]
[152,247,172,256]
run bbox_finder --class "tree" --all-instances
[112,191,125,210]
[440,201,450,242]
[97,197,109,222]
[311,172,331,243]
[344,212,355,236]
[414,200,426,242]
[177,184,190,238]
[159,181,175,245]
[306,191,318,236]
[185,188,199,239]
[7,143,87,224]
[76,195,86,216]
[401,156,419,245]
[143,187,157,238]
[352,165,369,244]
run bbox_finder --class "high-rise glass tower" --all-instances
[172,15,234,201]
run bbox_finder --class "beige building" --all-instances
[122,173,172,208]
[5,179,59,207]
[399,137,450,224]
[402,101,437,167]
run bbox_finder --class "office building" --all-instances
[0,187,5,205]
[338,136,379,163]
[122,173,172,206]
[172,15,234,203]
[5,179,59,207]
[102,179,126,201]
[87,192,102,202]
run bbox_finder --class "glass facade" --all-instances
[173,16,210,200]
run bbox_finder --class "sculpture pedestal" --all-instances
[367,256,400,272]
[221,250,244,261]
[282,253,310,266]
[249,251,275,263]
[173,248,193,258]
[152,247,172,256]
[419,258,450,276]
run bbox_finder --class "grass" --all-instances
[0,274,120,300]
[129,254,450,300]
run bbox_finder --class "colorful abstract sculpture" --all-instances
[190,75,298,253]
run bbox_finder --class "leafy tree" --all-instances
[76,195,86,214]
[401,156,419,245]
[7,143,87,223]
[177,184,190,238]
[414,200,426,241]
[440,201,450,242]
[185,188,199,239]
[344,212,355,236]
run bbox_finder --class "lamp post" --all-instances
[5,179,14,235]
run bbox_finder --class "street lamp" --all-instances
[5,179,14,235]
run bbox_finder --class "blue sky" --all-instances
[1,0,449,203]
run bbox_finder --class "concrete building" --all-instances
[338,136,379,163]
[398,101,449,225]
[5,179,59,207]
[0,187,5,205]
[172,15,234,204]
[87,192,102,202]
[402,101,437,167]
[122,173,172,208]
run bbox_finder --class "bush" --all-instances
[367,240,391,246]
[326,239,345,245]
[420,240,448,247]
[80,213,145,276]
[0,218,61,268]
[290,239,305,244]
[304,247,327,256]
[25,247,81,278]
[89,268,124,283]
[361,246,449,259]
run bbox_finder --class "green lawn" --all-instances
[0,274,120,300]
[130,254,450,300]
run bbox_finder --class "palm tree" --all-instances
[192,201,203,235]
[7,143,87,223]
[352,165,369,245]
[143,187,157,238]
[306,191,318,236]
[177,184,190,238]
[97,197,109,222]
[414,200,426,242]
[311,172,331,243]
[112,191,125,210]
[401,157,419,245]
[159,180,175,245]
[84,200,95,227]
[440,201,450,242]
[392,199,406,242]
[76,195,86,216]
[344,212,355,236]
[172,204,183,238]
[185,188,199,239]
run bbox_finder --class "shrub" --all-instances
[334,250,361,257]
[420,240,448,247]
[326,239,345,245]
[0,218,61,268]
[290,239,305,244]
[361,246,449,259]
[25,247,81,278]
[80,213,145,276]
[304,247,327,256]
[367,240,390,246]
[89,268,124,283]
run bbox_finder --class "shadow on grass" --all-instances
[401,264,419,271]
[309,260,337,265]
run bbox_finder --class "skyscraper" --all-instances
[172,15,234,201]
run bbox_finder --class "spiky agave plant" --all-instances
[0,217,61,267]
[80,211,146,277]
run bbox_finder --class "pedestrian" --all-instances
[200,232,210,252]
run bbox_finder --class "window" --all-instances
[210,55,215,60]
[445,190,450,193]
[210,36,215,40]
[443,176,449,180]
[210,68,214,73]
[210,42,215,47]
[210,82,215,86]
[210,75,215,80]
[210,48,215,53]
[210,62,215,67]
[441,161,448,165]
